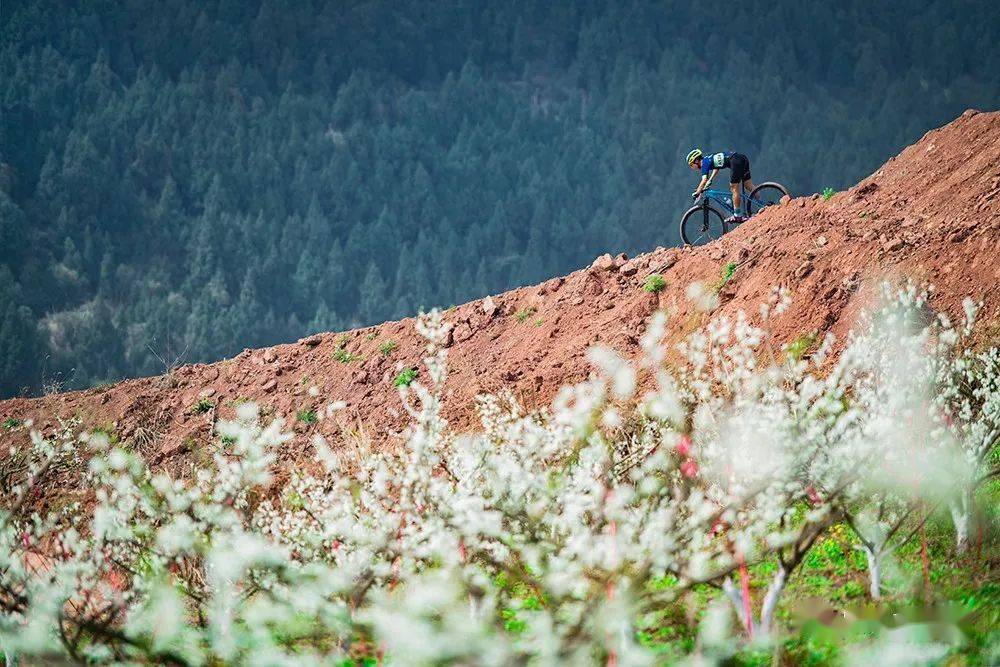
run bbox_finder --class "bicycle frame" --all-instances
[698,186,762,217]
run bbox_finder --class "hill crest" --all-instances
[2,109,999,478]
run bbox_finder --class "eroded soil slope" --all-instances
[2,109,999,484]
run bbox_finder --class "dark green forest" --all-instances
[1,1,998,397]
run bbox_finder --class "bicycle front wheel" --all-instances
[747,182,790,216]
[680,205,728,246]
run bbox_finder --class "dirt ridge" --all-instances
[2,109,999,478]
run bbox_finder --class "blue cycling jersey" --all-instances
[701,151,734,177]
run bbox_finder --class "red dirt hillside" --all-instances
[2,109,999,477]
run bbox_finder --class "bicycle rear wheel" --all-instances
[747,182,789,216]
[680,205,728,246]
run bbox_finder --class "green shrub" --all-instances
[711,262,738,292]
[332,335,361,363]
[334,348,361,363]
[787,333,819,361]
[822,187,836,201]
[393,368,418,388]
[296,409,318,424]
[378,340,398,356]
[193,398,214,414]
[515,306,536,323]
[2,417,21,430]
[643,274,666,293]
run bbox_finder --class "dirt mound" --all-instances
[3,109,999,480]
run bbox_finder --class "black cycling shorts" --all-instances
[729,153,751,184]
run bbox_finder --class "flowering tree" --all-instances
[0,285,995,664]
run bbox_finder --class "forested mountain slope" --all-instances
[2,109,998,476]
[1,1,999,397]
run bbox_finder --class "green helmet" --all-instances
[686,149,702,165]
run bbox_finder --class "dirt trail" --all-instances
[2,109,999,483]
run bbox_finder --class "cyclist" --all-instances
[686,149,755,223]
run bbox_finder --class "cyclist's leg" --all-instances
[731,154,751,215]
[729,156,745,214]
[729,182,741,214]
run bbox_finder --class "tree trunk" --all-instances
[722,577,754,636]
[861,543,882,599]
[950,487,973,555]
[724,565,789,637]
[759,565,788,634]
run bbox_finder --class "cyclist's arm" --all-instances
[693,172,712,197]
[705,169,717,187]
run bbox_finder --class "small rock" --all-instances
[160,436,188,457]
[780,194,792,206]
[352,370,369,384]
[299,335,322,347]
[816,235,828,247]
[482,296,499,319]
[591,253,616,272]
[856,182,879,197]
[949,226,973,243]
[882,237,904,252]
[571,296,584,306]
[795,261,813,279]
[204,367,220,381]
[441,324,455,348]
[262,379,278,393]
[544,277,564,293]
[198,388,216,399]
[619,259,639,276]
[797,199,806,208]
[263,349,277,363]
[453,322,474,342]
[614,252,629,266]
[100,393,111,405]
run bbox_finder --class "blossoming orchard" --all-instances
[1,284,997,664]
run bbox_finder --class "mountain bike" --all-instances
[679,181,790,246]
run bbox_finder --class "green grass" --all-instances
[786,332,819,361]
[193,398,214,414]
[378,340,398,356]
[332,335,361,363]
[333,346,362,364]
[515,306,536,323]
[90,423,120,445]
[393,368,418,388]
[296,409,318,424]
[365,331,378,341]
[643,274,666,293]
[822,187,836,201]
[710,261,738,292]
[2,417,20,430]
[629,498,1000,665]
